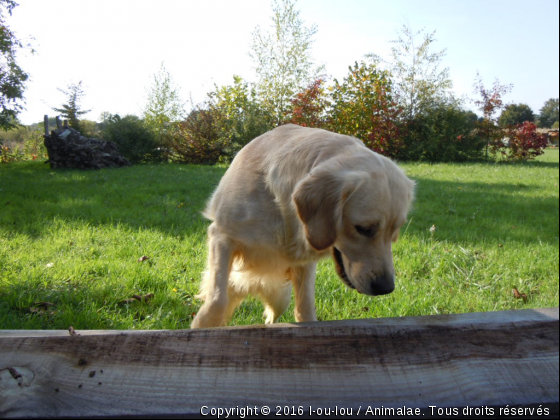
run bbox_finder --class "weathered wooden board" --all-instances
[0,308,558,418]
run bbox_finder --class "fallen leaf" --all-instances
[29,302,57,316]
[120,298,137,304]
[68,326,80,336]
[132,293,154,302]
[34,302,56,309]
[119,293,154,305]
[512,288,528,302]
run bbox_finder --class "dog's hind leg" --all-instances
[258,281,292,324]
[191,223,235,328]
[291,263,318,322]
[223,273,248,325]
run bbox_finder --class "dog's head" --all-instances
[292,153,414,296]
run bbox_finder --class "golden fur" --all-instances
[191,124,414,328]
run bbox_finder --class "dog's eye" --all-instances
[355,224,378,238]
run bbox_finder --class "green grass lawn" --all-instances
[1,150,558,329]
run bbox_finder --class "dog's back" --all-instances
[204,124,365,251]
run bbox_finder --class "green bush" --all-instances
[398,105,485,162]
[101,114,161,163]
[328,61,402,153]
[209,76,272,158]
[1,141,22,163]
[0,125,48,163]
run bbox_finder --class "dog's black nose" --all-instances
[369,274,395,296]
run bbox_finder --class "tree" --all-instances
[285,77,330,129]
[328,60,403,156]
[142,62,184,143]
[52,81,91,132]
[472,73,513,158]
[372,24,454,121]
[504,121,548,162]
[168,107,228,164]
[499,103,535,127]
[250,0,324,125]
[208,75,271,157]
[538,98,559,128]
[0,0,30,130]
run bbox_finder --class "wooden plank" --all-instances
[0,308,557,418]
[43,115,49,137]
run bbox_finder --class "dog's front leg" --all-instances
[291,262,318,323]
[191,224,234,328]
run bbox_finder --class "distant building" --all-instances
[538,129,559,146]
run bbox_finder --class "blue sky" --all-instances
[9,0,560,125]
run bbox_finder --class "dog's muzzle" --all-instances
[332,247,355,290]
[332,247,395,296]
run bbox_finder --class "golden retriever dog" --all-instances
[191,124,414,328]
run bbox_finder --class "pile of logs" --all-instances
[43,116,131,170]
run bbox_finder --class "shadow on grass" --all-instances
[407,176,558,245]
[1,160,558,246]
[0,280,189,330]
[501,161,558,170]
[0,161,226,238]
[516,161,559,169]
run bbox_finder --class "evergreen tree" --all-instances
[52,81,91,132]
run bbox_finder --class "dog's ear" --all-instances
[293,169,365,251]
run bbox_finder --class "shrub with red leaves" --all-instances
[286,78,330,129]
[505,121,548,162]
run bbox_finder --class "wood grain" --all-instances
[0,308,557,418]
